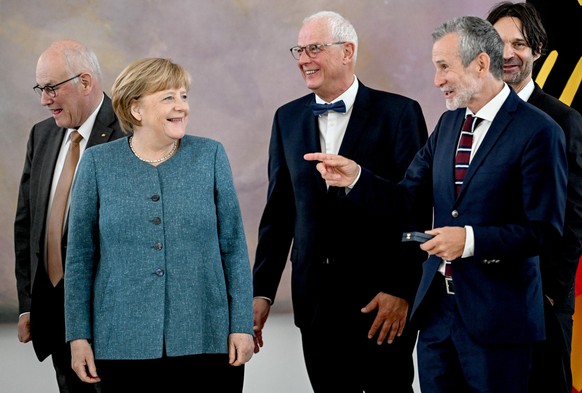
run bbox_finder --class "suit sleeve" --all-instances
[383,99,432,301]
[252,110,295,304]
[345,98,432,302]
[214,143,254,334]
[543,108,582,303]
[14,127,35,315]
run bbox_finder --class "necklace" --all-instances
[129,136,178,163]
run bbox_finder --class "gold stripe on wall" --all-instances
[535,50,558,89]
[559,56,582,106]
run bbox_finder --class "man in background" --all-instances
[14,39,125,392]
[487,3,582,392]
[252,10,430,393]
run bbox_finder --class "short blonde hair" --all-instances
[111,58,191,133]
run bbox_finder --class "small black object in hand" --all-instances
[401,232,434,243]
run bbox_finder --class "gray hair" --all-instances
[62,42,103,82]
[432,16,504,80]
[303,11,358,63]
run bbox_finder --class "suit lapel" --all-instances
[86,127,116,147]
[526,83,544,107]
[461,115,508,192]
[338,82,369,158]
[302,97,327,193]
[303,98,321,152]
[38,128,65,217]
[86,95,123,148]
[458,92,520,199]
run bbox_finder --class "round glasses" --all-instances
[33,74,82,98]
[289,42,345,60]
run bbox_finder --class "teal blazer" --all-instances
[64,135,253,360]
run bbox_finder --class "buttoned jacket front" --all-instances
[64,135,253,359]
[349,90,567,344]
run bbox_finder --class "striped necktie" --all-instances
[454,115,480,196]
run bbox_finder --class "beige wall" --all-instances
[0,0,500,320]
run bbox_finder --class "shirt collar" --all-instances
[466,83,511,123]
[516,79,535,102]
[314,75,359,112]
[67,94,104,141]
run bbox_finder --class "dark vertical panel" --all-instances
[529,0,582,112]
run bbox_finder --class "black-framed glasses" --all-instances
[33,74,82,98]
[289,42,345,60]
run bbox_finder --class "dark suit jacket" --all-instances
[347,89,567,345]
[253,81,431,328]
[14,94,125,361]
[528,83,582,306]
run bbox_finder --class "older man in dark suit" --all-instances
[14,39,125,393]
[252,10,431,393]
[305,15,568,393]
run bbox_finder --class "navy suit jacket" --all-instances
[528,83,582,306]
[347,89,567,345]
[14,94,125,361]
[253,81,431,328]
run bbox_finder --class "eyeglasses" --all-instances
[289,42,345,60]
[33,74,82,98]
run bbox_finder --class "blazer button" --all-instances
[451,210,459,218]
[151,194,160,202]
[151,217,161,225]
[153,242,163,250]
[155,268,164,277]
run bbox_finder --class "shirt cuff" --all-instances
[346,165,361,193]
[253,296,273,305]
[462,225,474,258]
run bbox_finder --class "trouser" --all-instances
[528,290,574,393]
[96,353,244,393]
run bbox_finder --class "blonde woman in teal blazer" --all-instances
[64,58,254,392]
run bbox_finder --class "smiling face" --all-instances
[493,16,538,93]
[296,18,353,102]
[432,33,481,111]
[131,88,189,141]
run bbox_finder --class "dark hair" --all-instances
[486,1,547,58]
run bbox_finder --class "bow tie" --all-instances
[310,100,346,116]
